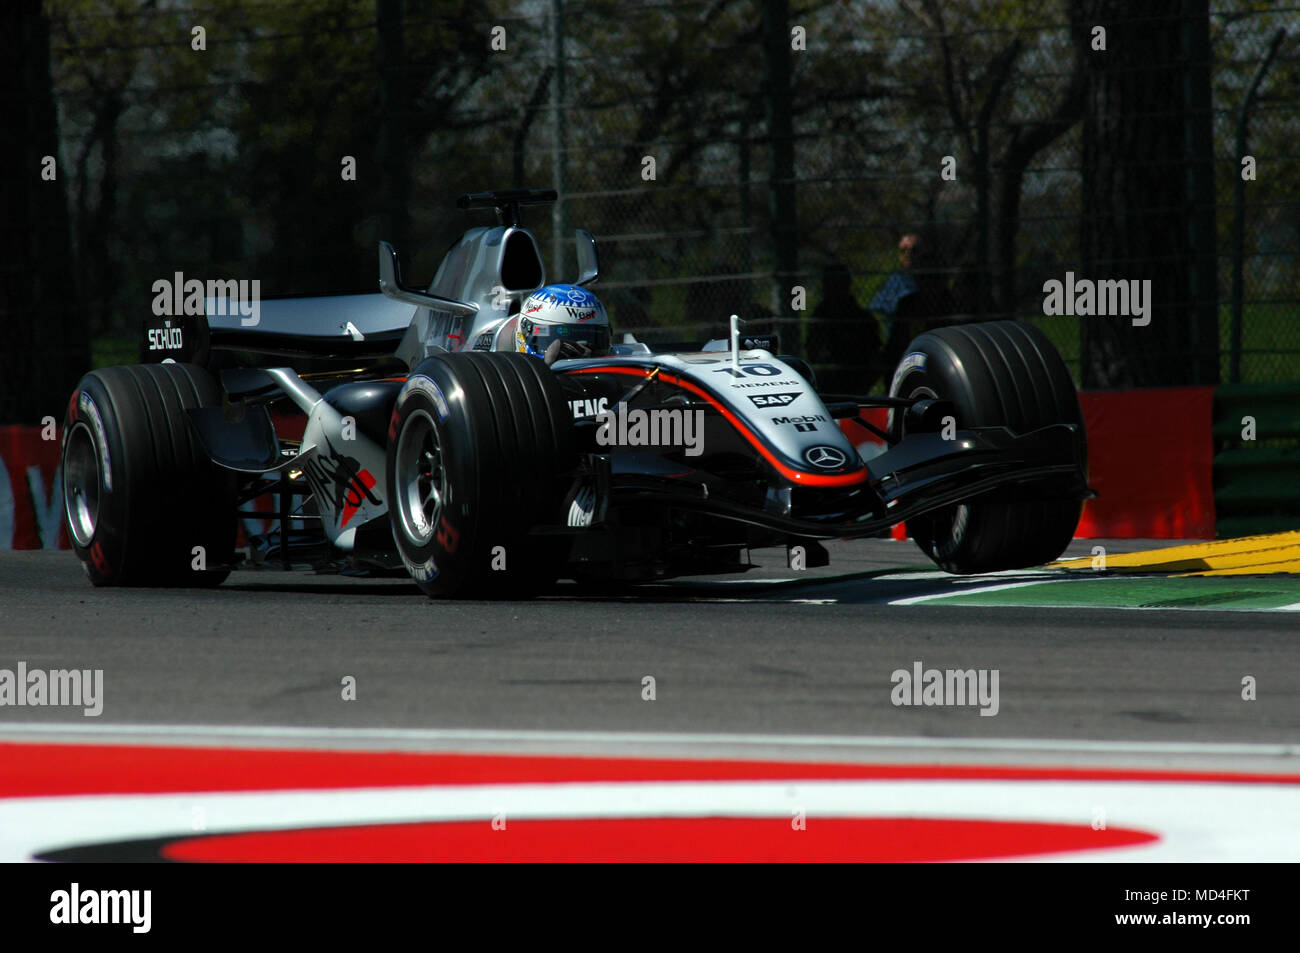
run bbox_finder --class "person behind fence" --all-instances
[809,263,881,394]
[872,232,956,372]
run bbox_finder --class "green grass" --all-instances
[1217,302,1300,384]
[1022,302,1300,387]
[91,333,137,370]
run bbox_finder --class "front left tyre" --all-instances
[62,363,236,586]
[386,351,575,598]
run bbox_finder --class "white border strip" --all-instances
[0,722,1296,757]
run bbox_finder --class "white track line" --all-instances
[889,580,1050,606]
[0,722,1297,758]
[872,569,1070,582]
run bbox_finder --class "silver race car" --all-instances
[62,189,1089,597]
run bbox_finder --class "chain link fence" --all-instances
[15,0,1297,423]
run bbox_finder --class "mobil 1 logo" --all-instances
[772,414,825,433]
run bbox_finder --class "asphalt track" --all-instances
[1,539,1297,755]
[4,539,1300,862]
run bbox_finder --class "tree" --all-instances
[1078,0,1219,388]
[0,0,85,422]
[902,0,1086,319]
[234,0,504,293]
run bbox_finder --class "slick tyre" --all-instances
[62,363,237,586]
[386,352,575,598]
[889,320,1086,574]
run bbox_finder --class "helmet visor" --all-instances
[520,317,610,356]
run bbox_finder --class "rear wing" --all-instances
[139,292,416,365]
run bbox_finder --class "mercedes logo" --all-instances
[804,445,847,469]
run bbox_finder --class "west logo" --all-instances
[748,392,799,408]
[1042,271,1152,327]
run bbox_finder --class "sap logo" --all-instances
[147,324,184,350]
[569,396,609,419]
[748,392,799,408]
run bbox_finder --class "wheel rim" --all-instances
[394,409,446,545]
[64,422,101,548]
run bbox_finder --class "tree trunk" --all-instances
[0,1,85,423]
[991,19,1086,320]
[762,0,797,316]
[376,0,410,251]
[1079,0,1219,388]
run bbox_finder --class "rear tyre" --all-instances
[62,363,237,586]
[888,320,1086,573]
[386,352,575,598]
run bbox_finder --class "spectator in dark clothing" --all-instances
[809,264,882,394]
[872,232,957,373]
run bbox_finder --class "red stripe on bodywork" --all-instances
[570,365,867,487]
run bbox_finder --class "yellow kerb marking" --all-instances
[1051,531,1300,574]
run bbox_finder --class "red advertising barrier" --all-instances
[1074,387,1215,539]
[837,388,1217,540]
[0,425,68,550]
[0,387,1218,548]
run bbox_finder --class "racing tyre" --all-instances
[62,363,237,586]
[889,320,1086,574]
[386,351,575,598]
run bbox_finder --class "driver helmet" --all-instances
[515,284,611,361]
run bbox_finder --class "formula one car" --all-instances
[61,189,1089,596]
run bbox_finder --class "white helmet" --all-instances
[515,284,611,361]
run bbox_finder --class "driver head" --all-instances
[515,284,611,360]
